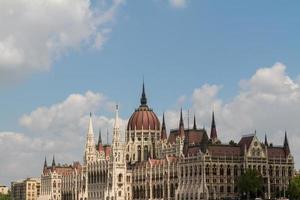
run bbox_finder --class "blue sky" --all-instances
[1,0,300,129]
[1,0,300,185]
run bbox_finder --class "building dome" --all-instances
[127,83,160,131]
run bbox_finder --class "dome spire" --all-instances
[140,80,147,106]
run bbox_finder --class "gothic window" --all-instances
[227,166,231,176]
[234,165,238,176]
[252,149,255,157]
[220,165,224,176]
[138,146,141,162]
[144,146,148,160]
[269,166,273,176]
[205,165,209,176]
[276,166,279,176]
[118,174,123,182]
[263,166,266,176]
[213,165,217,175]
[220,186,224,193]
[256,149,260,157]
[227,186,231,193]
[185,166,188,177]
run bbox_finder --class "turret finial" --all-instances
[52,155,56,167]
[193,114,197,130]
[140,81,147,105]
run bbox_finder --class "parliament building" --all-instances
[38,84,294,200]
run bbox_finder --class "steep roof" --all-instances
[238,134,255,150]
[208,145,241,157]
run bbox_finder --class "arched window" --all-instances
[220,165,224,176]
[144,146,148,160]
[212,165,217,175]
[227,166,231,176]
[118,174,123,182]
[137,146,141,162]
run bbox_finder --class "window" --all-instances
[118,174,123,182]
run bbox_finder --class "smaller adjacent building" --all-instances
[11,178,41,200]
[38,157,84,200]
[0,185,9,195]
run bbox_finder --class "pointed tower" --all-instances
[97,129,103,152]
[44,156,47,169]
[52,155,56,167]
[210,111,219,144]
[284,131,290,155]
[264,134,268,146]
[179,108,185,138]
[107,105,126,200]
[193,114,197,130]
[140,81,147,106]
[113,104,120,145]
[161,113,167,140]
[84,112,97,164]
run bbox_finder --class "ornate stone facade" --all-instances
[40,84,294,200]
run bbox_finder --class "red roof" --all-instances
[168,129,207,144]
[267,147,286,158]
[238,135,255,149]
[127,106,160,131]
[208,145,241,157]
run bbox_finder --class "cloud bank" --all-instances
[1,63,300,185]
[0,0,123,82]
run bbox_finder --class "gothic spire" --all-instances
[161,113,167,140]
[193,114,197,130]
[179,108,185,138]
[44,156,47,169]
[210,111,218,142]
[113,104,120,144]
[88,112,94,136]
[52,155,56,167]
[284,131,290,155]
[98,129,102,145]
[140,81,147,106]
[264,134,268,146]
[179,108,184,127]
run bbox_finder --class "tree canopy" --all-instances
[237,168,263,198]
[288,176,300,199]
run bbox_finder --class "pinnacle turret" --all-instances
[98,129,102,145]
[179,108,185,138]
[193,114,197,130]
[52,155,56,167]
[264,134,268,146]
[140,81,147,106]
[44,156,47,169]
[210,111,218,142]
[161,113,167,140]
[284,131,290,155]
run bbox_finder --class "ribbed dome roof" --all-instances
[127,105,160,131]
[127,83,160,131]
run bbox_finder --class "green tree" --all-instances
[0,193,11,200]
[287,176,300,199]
[237,168,263,199]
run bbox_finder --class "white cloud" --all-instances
[2,63,300,185]
[0,0,124,82]
[165,63,300,168]
[169,0,187,8]
[0,91,126,185]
